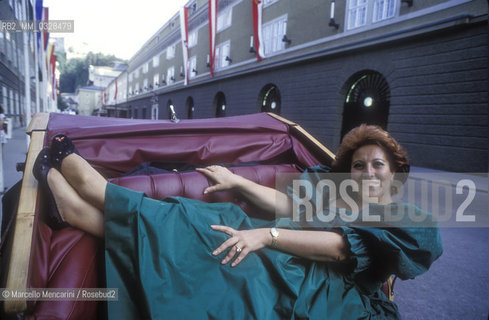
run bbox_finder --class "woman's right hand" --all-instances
[196,165,243,194]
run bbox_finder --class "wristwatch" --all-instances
[270,227,279,248]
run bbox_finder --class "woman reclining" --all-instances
[33,124,442,319]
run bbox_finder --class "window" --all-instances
[188,1,197,16]
[373,0,397,23]
[143,62,149,74]
[186,96,195,119]
[167,67,175,84]
[262,15,287,55]
[166,44,176,60]
[143,78,148,91]
[188,30,198,48]
[263,0,279,7]
[153,55,160,68]
[128,72,133,82]
[347,0,368,29]
[340,70,390,138]
[8,89,13,114]
[214,92,227,117]
[189,56,197,79]
[128,85,132,96]
[135,83,140,94]
[134,68,140,79]
[153,74,159,87]
[217,7,232,32]
[259,84,281,114]
[151,104,159,120]
[347,0,398,30]
[0,32,4,54]
[215,41,230,70]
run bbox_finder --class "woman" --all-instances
[34,125,442,319]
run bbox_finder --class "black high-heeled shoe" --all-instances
[33,147,69,230]
[50,134,78,171]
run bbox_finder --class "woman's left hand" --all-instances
[211,225,270,267]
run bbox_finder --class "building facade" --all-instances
[77,85,103,116]
[1,0,57,128]
[104,0,488,172]
[0,0,33,127]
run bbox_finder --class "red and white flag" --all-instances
[43,7,49,51]
[252,0,265,60]
[208,0,217,76]
[180,6,190,85]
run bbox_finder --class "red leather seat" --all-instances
[27,164,302,319]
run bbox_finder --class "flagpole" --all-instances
[22,0,32,148]
[34,30,40,114]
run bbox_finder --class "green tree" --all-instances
[58,51,126,93]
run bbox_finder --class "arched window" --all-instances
[340,70,390,139]
[186,96,195,119]
[258,84,281,114]
[214,92,227,117]
[151,95,159,119]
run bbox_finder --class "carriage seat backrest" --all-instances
[108,164,301,219]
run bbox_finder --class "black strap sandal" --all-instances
[33,147,69,230]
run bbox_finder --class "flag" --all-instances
[114,79,118,100]
[252,0,265,60]
[46,43,54,73]
[51,54,57,100]
[180,6,190,85]
[102,90,106,107]
[208,0,217,76]
[35,0,43,51]
[43,7,49,51]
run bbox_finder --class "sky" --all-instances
[44,0,188,60]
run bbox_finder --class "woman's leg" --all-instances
[48,168,104,238]
[57,153,108,212]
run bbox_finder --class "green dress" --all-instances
[104,167,442,319]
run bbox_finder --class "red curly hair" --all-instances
[332,124,410,184]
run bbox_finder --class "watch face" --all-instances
[271,228,279,237]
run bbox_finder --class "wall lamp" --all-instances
[401,0,413,6]
[206,55,211,67]
[329,0,340,29]
[225,56,232,63]
[282,35,292,44]
[249,35,256,53]
[192,68,198,74]
[169,105,180,123]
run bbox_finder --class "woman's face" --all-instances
[350,144,394,204]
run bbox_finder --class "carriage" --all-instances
[0,112,393,319]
